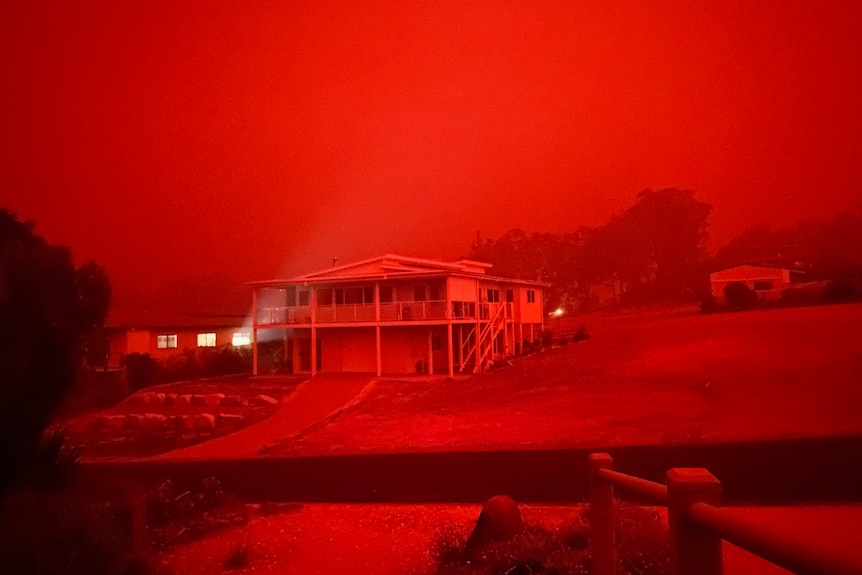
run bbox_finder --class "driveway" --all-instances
[152,373,376,460]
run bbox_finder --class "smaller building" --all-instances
[710,264,805,303]
[87,309,249,369]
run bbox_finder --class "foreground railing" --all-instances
[589,452,862,575]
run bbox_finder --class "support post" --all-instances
[589,453,615,575]
[667,468,723,575]
[447,322,454,377]
[427,328,434,375]
[252,288,259,376]
[375,325,382,377]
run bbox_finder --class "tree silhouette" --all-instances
[0,209,111,497]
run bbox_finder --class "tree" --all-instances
[0,209,111,497]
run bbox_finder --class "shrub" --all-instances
[823,279,859,303]
[123,353,158,391]
[571,325,590,342]
[0,488,153,575]
[432,500,668,575]
[723,282,757,311]
[699,293,717,313]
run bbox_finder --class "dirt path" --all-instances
[151,374,376,460]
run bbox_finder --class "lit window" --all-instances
[527,290,536,303]
[232,332,251,346]
[157,334,177,349]
[197,333,216,347]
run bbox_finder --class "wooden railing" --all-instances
[589,452,862,575]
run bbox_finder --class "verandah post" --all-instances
[589,452,615,575]
[666,468,723,575]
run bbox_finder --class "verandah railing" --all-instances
[588,452,862,575]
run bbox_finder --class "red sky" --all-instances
[2,1,861,308]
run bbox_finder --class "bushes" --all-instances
[433,499,668,575]
[123,345,255,390]
[723,282,757,311]
[124,353,159,391]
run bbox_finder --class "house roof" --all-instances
[709,262,808,275]
[247,254,550,288]
[105,308,247,329]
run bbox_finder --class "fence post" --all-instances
[589,453,615,575]
[666,468,722,575]
[130,482,147,555]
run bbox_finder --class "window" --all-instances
[286,286,297,306]
[487,289,500,303]
[232,332,251,346]
[414,284,428,301]
[343,286,374,305]
[753,281,774,291]
[431,334,442,351]
[197,333,216,347]
[527,290,536,303]
[318,288,333,306]
[380,285,393,303]
[298,290,310,306]
[505,289,514,303]
[157,334,177,349]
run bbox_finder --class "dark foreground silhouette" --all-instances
[81,434,862,505]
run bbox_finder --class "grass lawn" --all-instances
[265,303,862,456]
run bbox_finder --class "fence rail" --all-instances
[589,452,862,575]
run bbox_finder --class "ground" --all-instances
[63,304,862,574]
[65,375,305,458]
[264,303,862,456]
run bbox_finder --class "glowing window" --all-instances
[197,333,216,347]
[157,334,177,349]
[527,290,536,303]
[232,332,251,346]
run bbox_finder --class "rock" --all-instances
[181,414,198,430]
[205,393,225,407]
[464,495,523,562]
[190,395,207,407]
[195,413,217,430]
[164,394,177,406]
[220,395,243,407]
[124,414,143,430]
[140,392,157,405]
[154,393,166,403]
[218,413,244,426]
[169,415,185,430]
[141,413,168,431]
[250,394,279,407]
[105,415,126,431]
[175,394,193,407]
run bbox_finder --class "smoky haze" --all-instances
[2,1,861,308]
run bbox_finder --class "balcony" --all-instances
[256,301,511,326]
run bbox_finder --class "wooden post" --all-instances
[667,468,723,575]
[447,322,454,377]
[589,452,615,575]
[131,482,147,555]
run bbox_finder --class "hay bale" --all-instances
[464,495,524,562]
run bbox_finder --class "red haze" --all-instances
[2,1,861,307]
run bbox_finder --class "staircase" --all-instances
[459,303,508,374]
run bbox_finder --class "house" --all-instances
[710,264,806,303]
[86,309,249,369]
[248,254,549,377]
